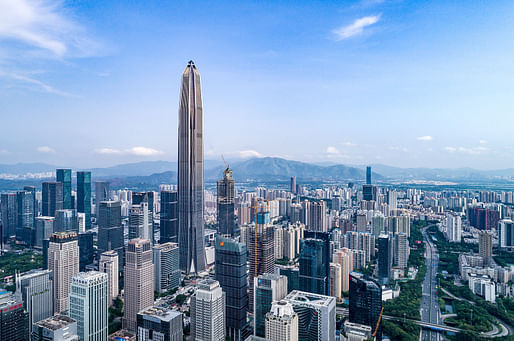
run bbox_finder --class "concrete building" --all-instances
[479,230,493,263]
[254,273,288,337]
[191,279,226,341]
[265,300,298,341]
[32,314,78,341]
[129,202,152,241]
[393,233,409,269]
[468,274,496,303]
[153,242,180,294]
[0,290,29,341]
[499,219,514,250]
[333,248,353,292]
[137,306,183,341]
[329,263,342,300]
[99,250,119,305]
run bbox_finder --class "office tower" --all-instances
[99,250,119,304]
[0,290,29,341]
[178,61,206,274]
[283,290,336,341]
[77,213,85,233]
[15,269,53,335]
[366,166,372,185]
[32,315,79,341]
[132,192,155,243]
[76,171,91,230]
[274,226,284,260]
[54,209,78,232]
[42,182,63,217]
[333,248,353,292]
[300,231,331,295]
[1,193,18,240]
[329,263,342,300]
[248,205,275,311]
[265,300,298,341]
[393,233,409,269]
[35,217,54,248]
[290,176,297,194]
[277,265,300,293]
[499,219,514,250]
[123,239,154,332]
[349,272,382,340]
[215,235,248,340]
[69,271,108,341]
[97,201,123,268]
[254,273,288,337]
[48,232,79,313]
[362,185,377,202]
[377,234,392,285]
[386,190,397,211]
[217,166,236,236]
[479,230,493,263]
[160,190,178,243]
[387,215,410,237]
[78,232,94,271]
[16,190,35,245]
[308,201,327,232]
[23,185,37,218]
[191,279,226,341]
[95,181,110,216]
[153,243,180,294]
[137,306,183,341]
[56,169,72,209]
[129,203,151,241]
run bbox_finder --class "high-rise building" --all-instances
[123,239,154,332]
[94,181,110,216]
[129,203,152,241]
[137,306,183,341]
[0,290,29,341]
[191,279,225,341]
[377,234,392,285]
[15,269,53,335]
[265,300,298,341]
[446,214,462,242]
[329,263,342,300]
[277,265,300,293]
[35,217,54,248]
[254,273,288,337]
[78,232,94,271]
[97,201,123,268]
[366,166,372,185]
[333,248,353,292]
[217,167,236,236]
[299,236,330,295]
[393,233,409,269]
[99,250,119,305]
[308,201,327,232]
[290,176,297,194]
[499,219,514,250]
[16,190,35,245]
[153,243,180,294]
[48,232,79,313]
[42,182,63,217]
[479,230,493,263]
[54,209,78,232]
[132,192,155,243]
[215,235,248,340]
[386,190,398,211]
[56,169,72,210]
[76,171,91,230]
[69,271,108,341]
[1,193,17,241]
[31,314,79,341]
[362,185,377,202]
[160,190,178,243]
[349,272,382,340]
[283,290,336,341]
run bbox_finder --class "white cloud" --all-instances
[333,15,381,40]
[389,146,409,152]
[0,71,72,96]
[343,141,356,147]
[95,148,122,155]
[326,146,340,154]
[417,135,433,141]
[238,150,264,158]
[443,146,488,155]
[37,146,55,153]
[479,140,487,144]
[444,146,457,153]
[128,146,163,156]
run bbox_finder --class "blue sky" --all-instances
[0,0,513,169]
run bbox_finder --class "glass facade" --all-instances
[77,171,91,229]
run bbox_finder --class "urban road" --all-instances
[420,224,441,341]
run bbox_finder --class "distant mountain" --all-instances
[0,162,61,174]
[106,171,176,189]
[89,161,177,177]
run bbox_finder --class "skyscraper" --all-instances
[215,235,248,340]
[160,190,178,243]
[78,232,94,271]
[35,217,54,249]
[54,209,78,232]
[76,171,91,230]
[479,230,493,263]
[0,193,17,241]
[42,182,63,217]
[0,290,29,341]
[99,250,119,305]
[217,166,236,236]
[129,202,152,241]
[132,192,155,243]
[137,306,183,341]
[329,263,342,300]
[178,60,206,274]
[97,201,123,268]
[366,166,372,185]
[265,300,298,341]
[16,190,35,245]
[69,271,108,341]
[123,239,154,332]
[254,273,288,337]
[377,234,392,285]
[153,243,180,294]
[393,233,409,269]
[94,181,110,216]
[191,279,225,341]
[499,219,514,250]
[299,237,330,295]
[290,176,297,194]
[349,272,382,340]
[56,169,72,210]
[47,232,79,314]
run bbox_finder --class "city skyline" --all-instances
[1,1,514,169]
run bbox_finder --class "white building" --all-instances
[191,279,226,341]
[446,214,462,242]
[468,274,496,303]
[265,300,298,341]
[99,250,119,305]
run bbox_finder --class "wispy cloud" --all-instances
[417,135,433,141]
[342,141,356,147]
[95,148,122,155]
[443,146,488,155]
[333,15,381,40]
[389,146,409,152]
[94,147,163,156]
[326,146,340,154]
[238,150,264,158]
[479,140,487,144]
[0,70,72,96]
[37,146,55,153]
[443,146,457,153]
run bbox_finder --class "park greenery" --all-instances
[0,251,42,282]
[108,297,123,334]
[382,320,419,341]
[494,250,514,267]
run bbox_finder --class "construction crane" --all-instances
[372,306,385,337]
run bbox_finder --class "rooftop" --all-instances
[35,315,76,331]
[139,306,182,322]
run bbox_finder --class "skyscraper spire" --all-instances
[178,60,206,274]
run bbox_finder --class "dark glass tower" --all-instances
[16,190,35,245]
[97,201,124,268]
[76,171,91,229]
[299,235,330,295]
[349,272,382,340]
[56,169,72,209]
[378,234,392,285]
[178,60,206,274]
[217,167,236,236]
[42,182,63,217]
[95,181,110,216]
[366,166,372,185]
[78,232,94,271]
[160,190,178,243]
[215,235,248,340]
[0,193,17,241]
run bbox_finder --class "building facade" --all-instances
[191,279,225,341]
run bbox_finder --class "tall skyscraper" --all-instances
[349,272,382,340]
[48,232,79,313]
[160,190,178,243]
[16,190,35,245]
[499,219,514,250]
[78,232,94,271]
[132,192,155,243]
[299,236,330,295]
[42,182,63,217]
[69,271,108,341]
[329,263,342,300]
[153,243,180,294]
[94,181,110,216]
[137,306,183,341]
[54,209,78,232]
[308,201,327,232]
[0,290,29,341]
[290,176,297,194]
[215,235,248,340]
[97,201,124,268]
[393,233,409,269]
[191,279,225,341]
[217,166,236,236]
[178,60,206,274]
[366,166,372,185]
[56,169,72,210]
[129,202,152,241]
[99,250,119,305]
[32,315,78,341]
[377,234,392,285]
[254,273,288,337]
[15,269,53,335]
[76,171,91,230]
[265,300,298,341]
[1,193,17,241]
[35,217,54,248]
[123,239,154,332]
[479,230,493,263]
[333,248,353,292]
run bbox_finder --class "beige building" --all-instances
[48,232,79,314]
[99,250,119,305]
[123,238,154,332]
[329,263,342,300]
[333,248,353,292]
[265,300,298,341]
[479,231,493,263]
